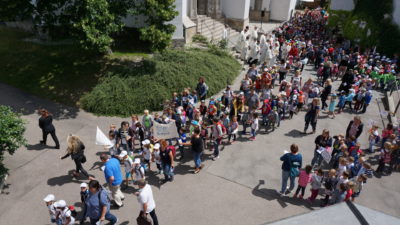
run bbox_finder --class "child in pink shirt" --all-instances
[294,165,312,199]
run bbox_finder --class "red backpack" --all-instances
[218,122,227,135]
[167,145,176,158]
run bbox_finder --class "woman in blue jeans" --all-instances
[85,180,118,225]
[160,140,175,182]
[279,144,302,195]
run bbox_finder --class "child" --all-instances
[350,174,367,201]
[294,165,312,199]
[297,91,305,112]
[345,181,355,201]
[79,183,89,224]
[308,168,323,202]
[152,143,163,174]
[133,158,145,182]
[336,171,350,190]
[337,91,346,113]
[321,169,337,207]
[142,110,153,138]
[43,194,60,225]
[288,97,298,119]
[328,94,337,118]
[200,123,209,147]
[177,129,187,160]
[119,151,134,189]
[142,139,153,170]
[368,125,380,153]
[108,131,117,158]
[330,183,347,204]
[228,116,239,143]
[376,142,393,174]
[337,157,348,177]
[136,122,145,153]
[250,113,259,140]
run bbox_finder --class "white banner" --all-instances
[153,121,178,139]
[96,126,114,148]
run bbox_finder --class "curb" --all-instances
[0,174,8,194]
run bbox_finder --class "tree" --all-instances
[0,106,26,177]
[69,0,122,54]
[136,0,178,51]
[0,0,34,21]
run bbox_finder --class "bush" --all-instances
[81,49,241,116]
[192,34,208,44]
[0,105,26,177]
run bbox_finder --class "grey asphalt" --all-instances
[0,64,399,225]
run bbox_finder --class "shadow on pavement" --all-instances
[26,143,48,151]
[284,129,307,138]
[0,82,79,120]
[47,170,83,186]
[120,221,130,225]
[252,180,314,210]
[89,161,103,171]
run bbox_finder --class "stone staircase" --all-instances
[195,15,240,47]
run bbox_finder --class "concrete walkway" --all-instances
[1,62,399,225]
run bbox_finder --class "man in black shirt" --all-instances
[184,128,204,174]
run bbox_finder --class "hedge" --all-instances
[80,48,241,116]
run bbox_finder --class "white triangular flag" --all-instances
[96,126,114,148]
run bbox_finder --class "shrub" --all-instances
[0,106,26,177]
[192,34,208,44]
[81,49,241,116]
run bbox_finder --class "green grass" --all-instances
[0,26,106,106]
[0,26,241,117]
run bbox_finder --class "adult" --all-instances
[246,88,260,112]
[345,116,364,140]
[196,77,208,101]
[160,140,174,182]
[240,74,253,96]
[183,128,204,173]
[61,135,92,179]
[279,144,302,195]
[311,129,333,167]
[278,59,288,84]
[304,98,321,134]
[116,121,132,153]
[135,180,159,225]
[84,180,118,225]
[320,79,332,110]
[39,108,60,149]
[54,200,75,225]
[99,153,124,207]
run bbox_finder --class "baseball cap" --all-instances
[119,150,128,158]
[43,194,55,202]
[154,143,160,149]
[80,183,88,188]
[54,200,66,208]
[134,158,140,164]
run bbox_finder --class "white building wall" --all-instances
[393,0,400,27]
[270,0,296,21]
[168,0,186,39]
[330,0,355,11]
[222,0,250,19]
[251,0,271,10]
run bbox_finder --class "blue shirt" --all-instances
[280,153,302,171]
[85,190,110,219]
[104,158,123,186]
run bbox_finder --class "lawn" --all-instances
[0,26,150,106]
[0,26,241,116]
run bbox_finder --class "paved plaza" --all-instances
[1,64,400,225]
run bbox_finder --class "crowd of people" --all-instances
[41,7,400,225]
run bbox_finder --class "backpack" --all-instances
[383,150,391,163]
[68,206,77,217]
[167,145,176,158]
[218,122,227,135]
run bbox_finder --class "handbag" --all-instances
[136,212,152,225]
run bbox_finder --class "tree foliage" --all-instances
[136,0,178,51]
[0,0,34,21]
[0,106,26,177]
